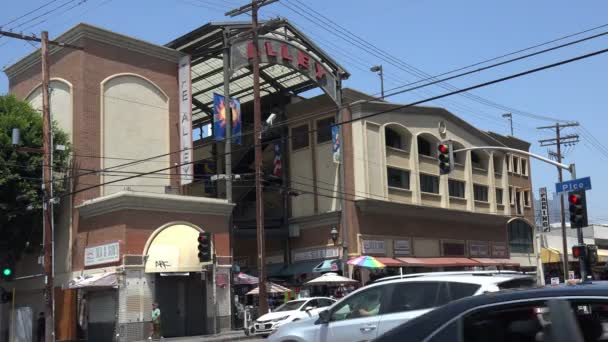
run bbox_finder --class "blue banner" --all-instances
[213,93,241,144]
[331,125,340,163]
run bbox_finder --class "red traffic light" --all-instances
[438,144,448,153]
[569,194,580,205]
[198,233,208,243]
[572,246,582,258]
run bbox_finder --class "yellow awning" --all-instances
[144,224,206,273]
[541,247,562,263]
[598,249,608,262]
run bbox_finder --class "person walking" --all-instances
[37,312,45,342]
[149,303,162,340]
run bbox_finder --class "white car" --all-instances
[268,273,535,342]
[253,297,336,336]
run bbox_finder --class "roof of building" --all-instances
[4,23,184,79]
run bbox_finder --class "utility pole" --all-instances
[538,122,580,282]
[502,113,513,136]
[225,0,277,317]
[0,30,82,342]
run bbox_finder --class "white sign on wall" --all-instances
[292,247,339,262]
[469,241,490,257]
[393,240,412,256]
[178,55,193,185]
[84,242,120,266]
[361,239,386,255]
[266,254,284,265]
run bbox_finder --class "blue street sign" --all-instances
[555,177,592,194]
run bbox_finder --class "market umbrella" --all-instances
[245,282,290,295]
[347,255,385,268]
[234,272,259,285]
[305,272,359,286]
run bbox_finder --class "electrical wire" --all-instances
[0,0,62,29]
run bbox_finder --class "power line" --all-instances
[0,0,62,28]
[54,45,608,199]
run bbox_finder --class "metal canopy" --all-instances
[166,19,350,123]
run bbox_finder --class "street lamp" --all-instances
[370,65,384,100]
[330,227,339,246]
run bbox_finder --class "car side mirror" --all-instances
[305,306,314,311]
[316,309,330,325]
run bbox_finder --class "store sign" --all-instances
[266,254,284,265]
[539,187,550,232]
[84,242,120,266]
[178,55,193,185]
[231,37,339,105]
[292,247,339,263]
[491,242,508,258]
[361,239,386,255]
[469,241,490,257]
[393,240,412,256]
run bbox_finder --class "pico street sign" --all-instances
[555,177,591,194]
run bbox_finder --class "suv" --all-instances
[268,274,535,342]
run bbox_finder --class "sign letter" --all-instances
[297,50,310,69]
[281,44,293,61]
[265,41,278,57]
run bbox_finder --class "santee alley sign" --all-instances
[231,37,339,105]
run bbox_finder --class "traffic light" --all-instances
[0,260,14,281]
[437,142,454,175]
[197,232,212,263]
[568,191,588,229]
[572,245,587,259]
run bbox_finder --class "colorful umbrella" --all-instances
[347,256,385,268]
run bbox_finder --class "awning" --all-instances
[313,259,342,273]
[67,272,117,289]
[397,257,479,267]
[598,249,608,262]
[471,258,520,267]
[541,247,562,263]
[374,257,406,267]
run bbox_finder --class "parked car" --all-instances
[374,282,608,342]
[253,297,336,336]
[267,273,535,342]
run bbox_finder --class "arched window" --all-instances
[471,151,489,170]
[385,126,409,150]
[508,219,533,253]
[451,141,466,165]
[417,133,438,158]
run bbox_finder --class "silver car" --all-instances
[268,273,535,342]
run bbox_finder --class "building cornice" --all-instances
[76,191,234,219]
[5,23,184,79]
[288,211,340,229]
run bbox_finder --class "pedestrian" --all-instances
[37,312,45,342]
[149,303,162,340]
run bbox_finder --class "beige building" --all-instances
[246,91,538,283]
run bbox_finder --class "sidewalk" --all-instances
[137,330,258,342]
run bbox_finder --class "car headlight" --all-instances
[271,315,290,322]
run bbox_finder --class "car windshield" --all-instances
[274,300,306,312]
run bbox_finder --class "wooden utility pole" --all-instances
[538,122,580,282]
[41,31,55,342]
[0,30,82,342]
[226,0,277,317]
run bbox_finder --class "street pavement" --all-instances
[137,330,265,342]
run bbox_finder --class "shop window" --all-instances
[417,136,433,157]
[508,219,533,253]
[385,127,406,150]
[316,117,334,143]
[496,188,503,205]
[291,124,309,150]
[420,174,439,194]
[443,241,465,256]
[387,168,410,190]
[474,184,488,202]
[524,190,531,207]
[448,179,465,198]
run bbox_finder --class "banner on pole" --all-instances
[539,187,550,232]
[213,93,242,144]
[178,55,193,185]
[332,125,340,163]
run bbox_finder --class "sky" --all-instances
[1,0,607,222]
